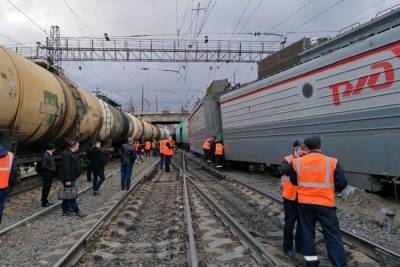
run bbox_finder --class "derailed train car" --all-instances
[219,8,400,191]
[188,79,229,155]
[0,44,162,166]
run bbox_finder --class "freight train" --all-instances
[187,7,400,191]
[0,45,169,170]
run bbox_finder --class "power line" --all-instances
[266,0,313,32]
[194,0,219,40]
[290,0,345,32]
[60,0,95,36]
[230,0,253,37]
[5,0,48,35]
[0,33,20,44]
[237,0,264,33]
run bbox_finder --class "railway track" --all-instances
[185,152,400,266]
[0,159,158,266]
[52,156,282,266]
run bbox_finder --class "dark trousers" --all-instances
[41,175,53,205]
[215,155,224,167]
[164,155,172,172]
[145,149,150,157]
[283,198,302,253]
[61,180,79,214]
[121,164,133,190]
[86,165,93,182]
[203,149,210,161]
[152,149,158,157]
[93,169,105,192]
[160,154,164,170]
[0,188,9,225]
[299,203,347,267]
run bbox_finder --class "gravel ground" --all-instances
[186,157,378,266]
[0,162,119,229]
[189,183,258,266]
[221,167,400,256]
[78,169,187,266]
[0,157,157,267]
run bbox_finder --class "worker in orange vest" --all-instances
[214,140,224,169]
[202,137,212,163]
[280,140,306,258]
[0,143,17,225]
[163,137,174,172]
[159,138,167,170]
[133,141,140,151]
[145,140,151,157]
[289,136,347,267]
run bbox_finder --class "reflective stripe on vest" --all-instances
[215,143,223,156]
[295,156,334,188]
[281,154,297,201]
[294,153,336,207]
[0,152,13,189]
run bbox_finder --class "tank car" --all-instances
[175,120,189,149]
[219,8,400,191]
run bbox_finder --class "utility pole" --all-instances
[141,85,144,113]
[156,94,158,113]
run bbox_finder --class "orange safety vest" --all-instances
[145,141,151,150]
[281,154,297,201]
[0,152,14,189]
[151,141,156,149]
[292,153,337,207]
[215,143,224,156]
[202,139,211,150]
[159,140,167,155]
[163,140,174,156]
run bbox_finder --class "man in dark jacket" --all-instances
[40,144,56,207]
[0,143,17,225]
[91,141,105,195]
[86,141,95,182]
[60,141,84,217]
[121,137,136,190]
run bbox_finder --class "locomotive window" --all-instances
[302,83,313,98]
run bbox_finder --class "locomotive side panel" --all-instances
[221,27,400,178]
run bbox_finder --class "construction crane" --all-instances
[9,26,281,67]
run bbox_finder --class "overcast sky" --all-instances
[1,0,399,112]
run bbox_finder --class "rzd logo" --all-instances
[329,61,394,106]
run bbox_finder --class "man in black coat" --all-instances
[86,141,95,182]
[60,141,84,217]
[40,144,56,207]
[91,141,105,195]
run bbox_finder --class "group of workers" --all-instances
[0,133,348,266]
[281,136,347,267]
[202,136,224,168]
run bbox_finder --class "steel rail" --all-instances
[0,167,117,236]
[171,156,199,267]
[177,153,280,266]
[191,157,400,264]
[53,160,159,267]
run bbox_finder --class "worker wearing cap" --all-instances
[280,140,306,258]
[288,136,347,267]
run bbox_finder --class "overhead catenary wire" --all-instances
[266,0,313,32]
[230,0,253,38]
[290,0,345,32]
[5,0,48,35]
[60,0,95,36]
